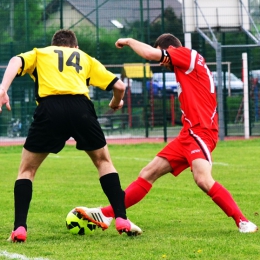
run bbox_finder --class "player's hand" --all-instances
[115,38,128,49]
[0,88,11,113]
[109,99,124,111]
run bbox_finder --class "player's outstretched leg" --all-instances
[208,182,258,233]
[75,207,142,235]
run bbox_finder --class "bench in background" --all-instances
[98,114,129,135]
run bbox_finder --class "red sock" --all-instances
[101,177,152,218]
[207,182,247,226]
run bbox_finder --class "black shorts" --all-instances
[24,95,106,153]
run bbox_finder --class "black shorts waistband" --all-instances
[36,94,87,103]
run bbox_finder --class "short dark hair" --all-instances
[154,33,182,49]
[51,29,78,47]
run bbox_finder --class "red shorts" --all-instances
[157,126,218,176]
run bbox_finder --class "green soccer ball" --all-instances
[66,208,96,235]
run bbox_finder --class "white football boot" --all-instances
[238,220,258,233]
[75,207,113,230]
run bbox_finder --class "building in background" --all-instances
[43,0,182,31]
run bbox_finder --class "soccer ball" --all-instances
[66,208,96,235]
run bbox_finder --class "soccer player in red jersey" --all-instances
[79,33,258,233]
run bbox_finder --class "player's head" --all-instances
[154,33,182,49]
[154,33,182,72]
[51,29,78,48]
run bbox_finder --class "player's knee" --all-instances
[139,168,159,184]
[194,175,214,193]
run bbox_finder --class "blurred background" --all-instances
[0,0,259,143]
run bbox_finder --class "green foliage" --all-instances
[0,140,260,259]
[12,1,43,42]
[1,1,259,71]
[0,0,11,42]
[96,29,122,63]
[149,7,184,45]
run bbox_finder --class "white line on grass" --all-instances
[114,156,151,162]
[48,155,151,162]
[48,155,229,165]
[0,250,49,260]
[213,162,229,166]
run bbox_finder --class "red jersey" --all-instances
[161,46,218,131]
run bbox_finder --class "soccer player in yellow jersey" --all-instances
[0,29,142,242]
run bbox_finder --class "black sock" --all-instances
[14,179,32,231]
[99,173,126,219]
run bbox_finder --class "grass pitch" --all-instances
[0,139,260,260]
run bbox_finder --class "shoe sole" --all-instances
[13,236,26,242]
[7,234,26,243]
[116,220,142,236]
[239,227,258,233]
[75,207,109,230]
[117,229,141,236]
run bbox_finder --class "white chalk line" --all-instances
[48,155,151,162]
[49,155,229,166]
[0,250,49,260]
[213,162,229,166]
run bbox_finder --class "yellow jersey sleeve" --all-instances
[17,50,37,80]
[88,58,117,90]
[16,46,117,100]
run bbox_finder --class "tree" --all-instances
[149,7,184,46]
[0,0,13,42]
[106,7,184,65]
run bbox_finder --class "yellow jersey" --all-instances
[17,46,116,100]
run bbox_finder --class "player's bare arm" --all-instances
[109,79,125,110]
[115,38,162,61]
[1,56,23,91]
[0,56,22,112]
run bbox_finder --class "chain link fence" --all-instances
[0,0,260,144]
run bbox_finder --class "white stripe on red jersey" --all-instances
[161,46,218,131]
